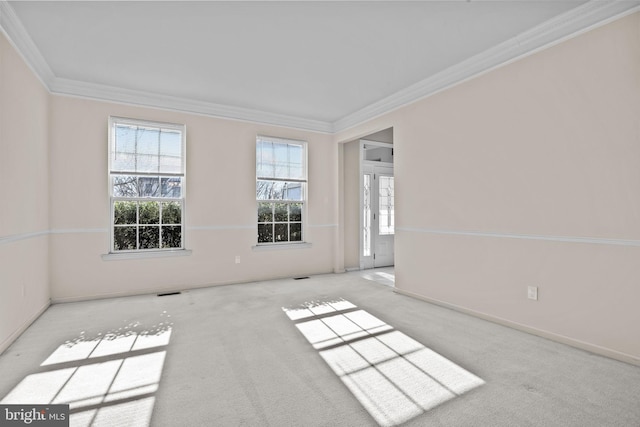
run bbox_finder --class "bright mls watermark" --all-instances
[0,405,68,426]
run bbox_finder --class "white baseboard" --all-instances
[51,269,335,304]
[394,287,640,367]
[0,300,50,355]
[51,280,244,304]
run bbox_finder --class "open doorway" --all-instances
[360,140,394,269]
[342,127,394,273]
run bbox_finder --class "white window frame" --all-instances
[256,135,308,246]
[107,116,187,254]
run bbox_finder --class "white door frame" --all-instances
[359,140,394,269]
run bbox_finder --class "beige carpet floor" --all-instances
[1,268,639,426]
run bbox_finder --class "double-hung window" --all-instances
[256,136,307,244]
[108,117,186,252]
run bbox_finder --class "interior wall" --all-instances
[48,96,337,302]
[0,32,50,352]
[336,12,640,364]
[343,140,360,269]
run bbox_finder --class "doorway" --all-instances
[360,141,394,269]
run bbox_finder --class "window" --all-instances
[256,136,307,244]
[379,175,395,235]
[108,117,186,252]
[363,173,372,256]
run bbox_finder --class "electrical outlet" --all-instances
[235,256,241,264]
[527,286,538,301]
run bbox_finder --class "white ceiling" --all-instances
[3,1,639,132]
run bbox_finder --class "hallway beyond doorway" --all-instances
[357,267,395,288]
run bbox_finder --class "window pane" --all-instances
[379,176,395,235]
[274,203,288,222]
[257,181,303,201]
[137,127,159,154]
[256,141,273,178]
[273,143,289,179]
[363,174,371,256]
[288,144,303,180]
[274,223,288,242]
[114,226,137,251]
[290,223,302,241]
[159,130,182,174]
[258,203,273,222]
[137,128,160,173]
[161,226,181,248]
[290,203,302,221]
[136,154,159,173]
[380,217,394,235]
[162,202,181,225]
[256,139,304,181]
[289,165,303,181]
[112,124,184,174]
[161,177,182,198]
[284,183,302,200]
[139,226,160,249]
[138,177,160,197]
[258,224,273,243]
[139,201,160,224]
[257,180,278,200]
[114,201,137,225]
[113,176,138,197]
[113,125,137,172]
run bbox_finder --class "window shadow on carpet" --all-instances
[1,313,173,427]
[283,299,484,427]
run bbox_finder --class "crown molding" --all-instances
[0,0,55,88]
[50,78,334,133]
[0,0,332,134]
[333,0,640,133]
[2,0,639,135]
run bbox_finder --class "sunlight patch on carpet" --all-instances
[283,299,484,426]
[1,314,172,427]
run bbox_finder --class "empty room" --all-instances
[1,1,640,426]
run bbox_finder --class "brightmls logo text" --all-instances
[0,405,68,426]
[4,407,45,424]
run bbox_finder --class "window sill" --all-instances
[252,242,312,251]
[102,249,192,261]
